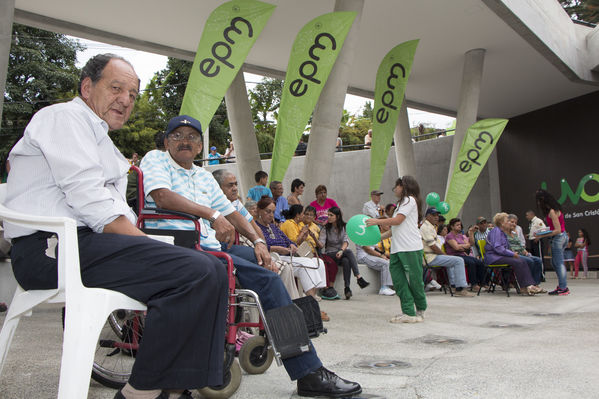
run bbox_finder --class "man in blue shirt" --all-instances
[140,115,361,398]
[208,146,221,165]
[270,180,289,223]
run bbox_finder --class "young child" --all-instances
[366,176,426,323]
[563,232,576,277]
[574,228,590,279]
[246,170,272,202]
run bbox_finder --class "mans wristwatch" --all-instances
[253,238,266,246]
[208,210,221,225]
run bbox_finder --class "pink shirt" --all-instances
[444,231,469,256]
[309,198,339,225]
[546,211,565,233]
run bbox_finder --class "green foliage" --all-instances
[249,77,282,154]
[361,101,373,121]
[559,0,598,23]
[1,23,83,159]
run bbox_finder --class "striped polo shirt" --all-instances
[140,149,235,250]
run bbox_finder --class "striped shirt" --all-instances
[4,97,135,238]
[140,149,235,250]
[231,199,252,223]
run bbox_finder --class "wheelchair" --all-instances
[89,166,321,398]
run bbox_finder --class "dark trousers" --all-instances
[461,255,487,285]
[489,256,535,287]
[326,249,359,288]
[203,244,322,380]
[11,228,228,390]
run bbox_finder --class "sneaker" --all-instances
[378,286,396,296]
[357,277,370,289]
[454,289,475,297]
[389,314,423,323]
[431,280,442,290]
[548,286,570,296]
[0,302,7,312]
[344,287,352,300]
[416,310,425,320]
[321,287,340,300]
[425,282,436,292]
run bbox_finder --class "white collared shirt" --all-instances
[528,216,546,239]
[4,97,136,238]
[362,200,381,218]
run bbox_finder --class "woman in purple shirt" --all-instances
[485,212,542,295]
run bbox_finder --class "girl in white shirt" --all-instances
[366,176,426,323]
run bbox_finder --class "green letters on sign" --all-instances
[180,0,276,129]
[269,11,357,182]
[370,40,419,192]
[444,118,509,220]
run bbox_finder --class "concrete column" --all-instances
[302,0,364,200]
[393,97,416,177]
[445,48,486,198]
[487,148,501,215]
[224,69,263,197]
[0,0,15,124]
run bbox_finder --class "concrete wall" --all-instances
[206,136,495,226]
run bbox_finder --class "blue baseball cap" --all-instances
[210,146,217,151]
[165,115,202,137]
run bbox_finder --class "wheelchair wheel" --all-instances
[238,335,274,374]
[91,309,144,389]
[197,358,242,399]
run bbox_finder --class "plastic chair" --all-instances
[476,239,519,297]
[0,183,147,398]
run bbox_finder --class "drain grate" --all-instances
[421,335,466,345]
[354,360,411,370]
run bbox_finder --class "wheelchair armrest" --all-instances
[141,207,199,220]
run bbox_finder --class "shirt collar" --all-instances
[166,150,199,174]
[72,97,109,132]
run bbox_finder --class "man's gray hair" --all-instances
[269,180,282,190]
[212,169,234,187]
[78,53,137,95]
[507,213,518,220]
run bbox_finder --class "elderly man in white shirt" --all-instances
[526,209,547,259]
[362,190,384,218]
[4,54,229,398]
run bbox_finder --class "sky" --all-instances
[76,38,455,130]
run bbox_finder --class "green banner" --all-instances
[444,118,509,220]
[180,0,276,129]
[369,40,419,192]
[269,11,357,182]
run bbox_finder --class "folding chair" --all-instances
[476,239,520,297]
[0,184,147,398]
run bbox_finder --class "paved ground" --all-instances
[1,276,598,399]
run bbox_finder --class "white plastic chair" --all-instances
[0,183,147,398]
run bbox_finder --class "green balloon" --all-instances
[346,214,381,246]
[426,192,440,206]
[437,201,450,214]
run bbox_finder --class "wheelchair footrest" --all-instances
[265,303,311,360]
[292,296,326,338]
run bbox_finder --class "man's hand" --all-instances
[253,242,271,267]
[212,215,236,249]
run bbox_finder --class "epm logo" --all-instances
[541,173,599,205]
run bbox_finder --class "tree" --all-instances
[559,0,599,23]
[361,101,373,121]
[1,23,83,158]
[132,57,230,156]
[249,77,283,144]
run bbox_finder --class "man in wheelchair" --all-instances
[138,117,361,399]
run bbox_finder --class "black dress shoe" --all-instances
[298,367,362,397]
[357,277,370,289]
[344,287,352,300]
